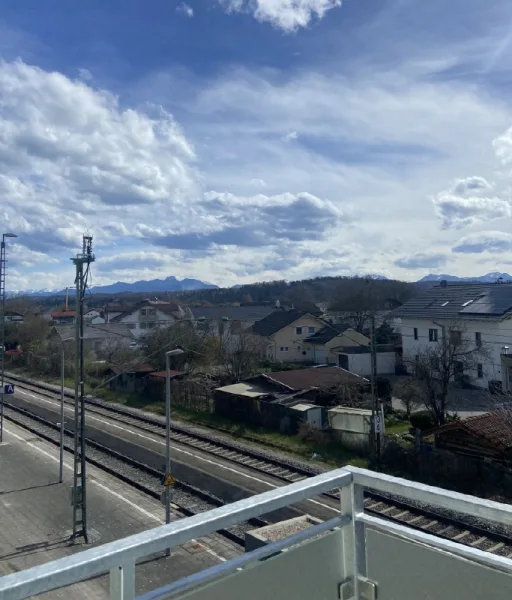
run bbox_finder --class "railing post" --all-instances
[340,483,366,599]
[110,563,135,600]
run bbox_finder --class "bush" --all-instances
[410,410,436,431]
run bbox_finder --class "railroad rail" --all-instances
[3,403,267,547]
[6,373,512,558]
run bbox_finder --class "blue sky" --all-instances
[2,0,512,291]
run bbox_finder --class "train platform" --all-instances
[0,420,241,599]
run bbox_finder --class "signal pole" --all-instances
[71,235,95,543]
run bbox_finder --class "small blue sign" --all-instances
[4,384,14,395]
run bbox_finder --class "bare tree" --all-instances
[404,323,491,425]
[96,336,140,370]
[214,328,266,382]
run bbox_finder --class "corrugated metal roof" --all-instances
[215,382,271,398]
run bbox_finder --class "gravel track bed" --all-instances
[7,373,327,477]
[3,406,257,543]
[368,489,512,540]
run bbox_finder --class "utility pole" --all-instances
[0,232,17,444]
[370,314,380,459]
[71,235,95,543]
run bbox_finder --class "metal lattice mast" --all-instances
[71,235,95,543]
[0,240,5,443]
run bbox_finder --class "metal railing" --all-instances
[1,466,512,600]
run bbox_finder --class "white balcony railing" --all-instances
[1,466,512,600]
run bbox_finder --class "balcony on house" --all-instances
[1,466,512,600]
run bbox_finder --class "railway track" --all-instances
[7,373,512,558]
[3,402,267,547]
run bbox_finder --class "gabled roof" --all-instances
[251,310,323,337]
[303,323,350,345]
[432,411,512,453]
[257,366,367,391]
[391,282,512,321]
[53,323,134,341]
[51,309,76,319]
[190,305,277,322]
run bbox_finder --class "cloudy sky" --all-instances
[2,0,512,291]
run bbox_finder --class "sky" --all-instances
[2,0,512,291]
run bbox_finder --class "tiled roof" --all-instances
[391,282,512,320]
[150,370,185,379]
[433,411,512,452]
[303,324,350,345]
[190,305,277,323]
[51,310,76,318]
[259,366,367,391]
[251,310,322,337]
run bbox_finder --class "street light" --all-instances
[0,232,17,444]
[164,347,184,555]
[59,337,75,483]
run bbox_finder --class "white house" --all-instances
[111,301,186,339]
[391,281,512,393]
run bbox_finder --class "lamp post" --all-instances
[0,232,17,444]
[59,337,75,483]
[164,347,184,555]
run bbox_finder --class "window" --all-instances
[477,363,483,379]
[475,332,482,347]
[450,330,462,345]
[295,327,303,335]
[280,346,289,352]
[140,322,148,329]
[429,328,438,342]
[413,327,418,340]
[308,326,315,334]
[147,322,156,329]
[126,323,136,330]
[140,308,147,316]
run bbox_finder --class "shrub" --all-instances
[410,410,436,431]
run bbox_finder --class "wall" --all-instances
[118,308,175,339]
[328,408,372,450]
[270,315,326,362]
[337,352,395,376]
[400,316,509,389]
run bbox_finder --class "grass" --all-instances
[385,422,411,435]
[10,365,369,469]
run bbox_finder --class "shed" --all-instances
[289,403,323,429]
[328,406,372,451]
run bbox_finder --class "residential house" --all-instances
[252,310,330,362]
[50,309,76,324]
[188,304,277,352]
[302,323,370,364]
[49,323,135,358]
[110,300,186,338]
[391,281,512,392]
[4,310,24,324]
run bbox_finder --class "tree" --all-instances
[404,323,490,425]
[213,329,266,382]
[96,336,140,370]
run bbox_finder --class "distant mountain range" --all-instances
[418,272,512,284]
[12,276,218,297]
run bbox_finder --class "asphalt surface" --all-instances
[6,388,340,523]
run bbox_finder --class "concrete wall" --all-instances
[337,352,395,376]
[118,308,175,339]
[400,316,512,389]
[328,408,372,450]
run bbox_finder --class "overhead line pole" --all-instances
[370,313,380,459]
[71,235,94,543]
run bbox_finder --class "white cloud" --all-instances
[453,230,512,253]
[0,59,197,257]
[282,130,298,142]
[218,0,342,31]
[249,178,266,187]
[432,177,511,229]
[176,3,194,17]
